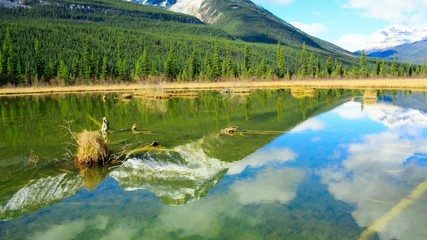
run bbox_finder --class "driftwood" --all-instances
[220,126,239,135]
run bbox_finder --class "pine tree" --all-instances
[0,51,5,85]
[1,28,11,81]
[256,58,267,78]
[83,40,93,80]
[407,63,413,77]
[117,58,129,81]
[57,59,69,84]
[212,41,222,79]
[90,51,97,79]
[380,59,387,77]
[423,60,427,76]
[243,45,252,77]
[179,69,188,82]
[351,65,359,78]
[5,48,13,76]
[335,61,343,78]
[24,60,32,85]
[34,36,44,83]
[71,58,80,83]
[225,41,234,77]
[221,59,227,77]
[44,58,56,82]
[316,57,321,78]
[391,54,398,77]
[187,44,200,80]
[300,42,307,77]
[16,58,23,84]
[360,49,368,78]
[135,48,150,80]
[326,56,333,77]
[141,48,150,77]
[276,42,285,78]
[308,53,315,79]
[2,28,19,85]
[164,45,178,80]
[201,51,212,81]
[100,55,108,82]
[375,59,381,76]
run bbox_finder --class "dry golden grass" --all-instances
[75,130,109,165]
[1,78,427,97]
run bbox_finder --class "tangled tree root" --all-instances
[76,130,109,165]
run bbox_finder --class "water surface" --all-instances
[1,89,426,240]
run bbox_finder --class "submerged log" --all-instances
[150,141,159,147]
[121,93,133,99]
[76,130,109,165]
[220,126,239,135]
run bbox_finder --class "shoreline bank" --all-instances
[1,79,426,96]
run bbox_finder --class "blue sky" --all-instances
[252,0,427,51]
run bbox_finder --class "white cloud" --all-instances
[291,118,327,133]
[230,167,304,204]
[291,22,328,36]
[334,101,427,132]
[344,0,427,23]
[227,147,297,175]
[333,101,366,119]
[31,220,86,240]
[333,34,370,52]
[343,131,427,170]
[31,216,110,240]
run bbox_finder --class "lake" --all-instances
[1,89,427,240]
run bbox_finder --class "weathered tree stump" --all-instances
[76,130,109,165]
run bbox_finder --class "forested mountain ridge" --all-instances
[0,0,424,86]
[135,0,352,56]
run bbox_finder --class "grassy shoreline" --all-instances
[1,79,427,96]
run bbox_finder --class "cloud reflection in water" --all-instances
[321,100,427,240]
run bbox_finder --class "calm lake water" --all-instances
[1,89,427,240]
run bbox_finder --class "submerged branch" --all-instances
[359,179,427,240]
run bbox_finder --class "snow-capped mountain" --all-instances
[356,24,427,64]
[169,0,204,20]
[363,24,427,52]
[128,0,176,8]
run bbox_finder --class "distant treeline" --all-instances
[1,25,425,87]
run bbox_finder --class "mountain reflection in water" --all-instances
[110,139,232,205]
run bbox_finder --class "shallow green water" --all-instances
[1,89,426,240]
